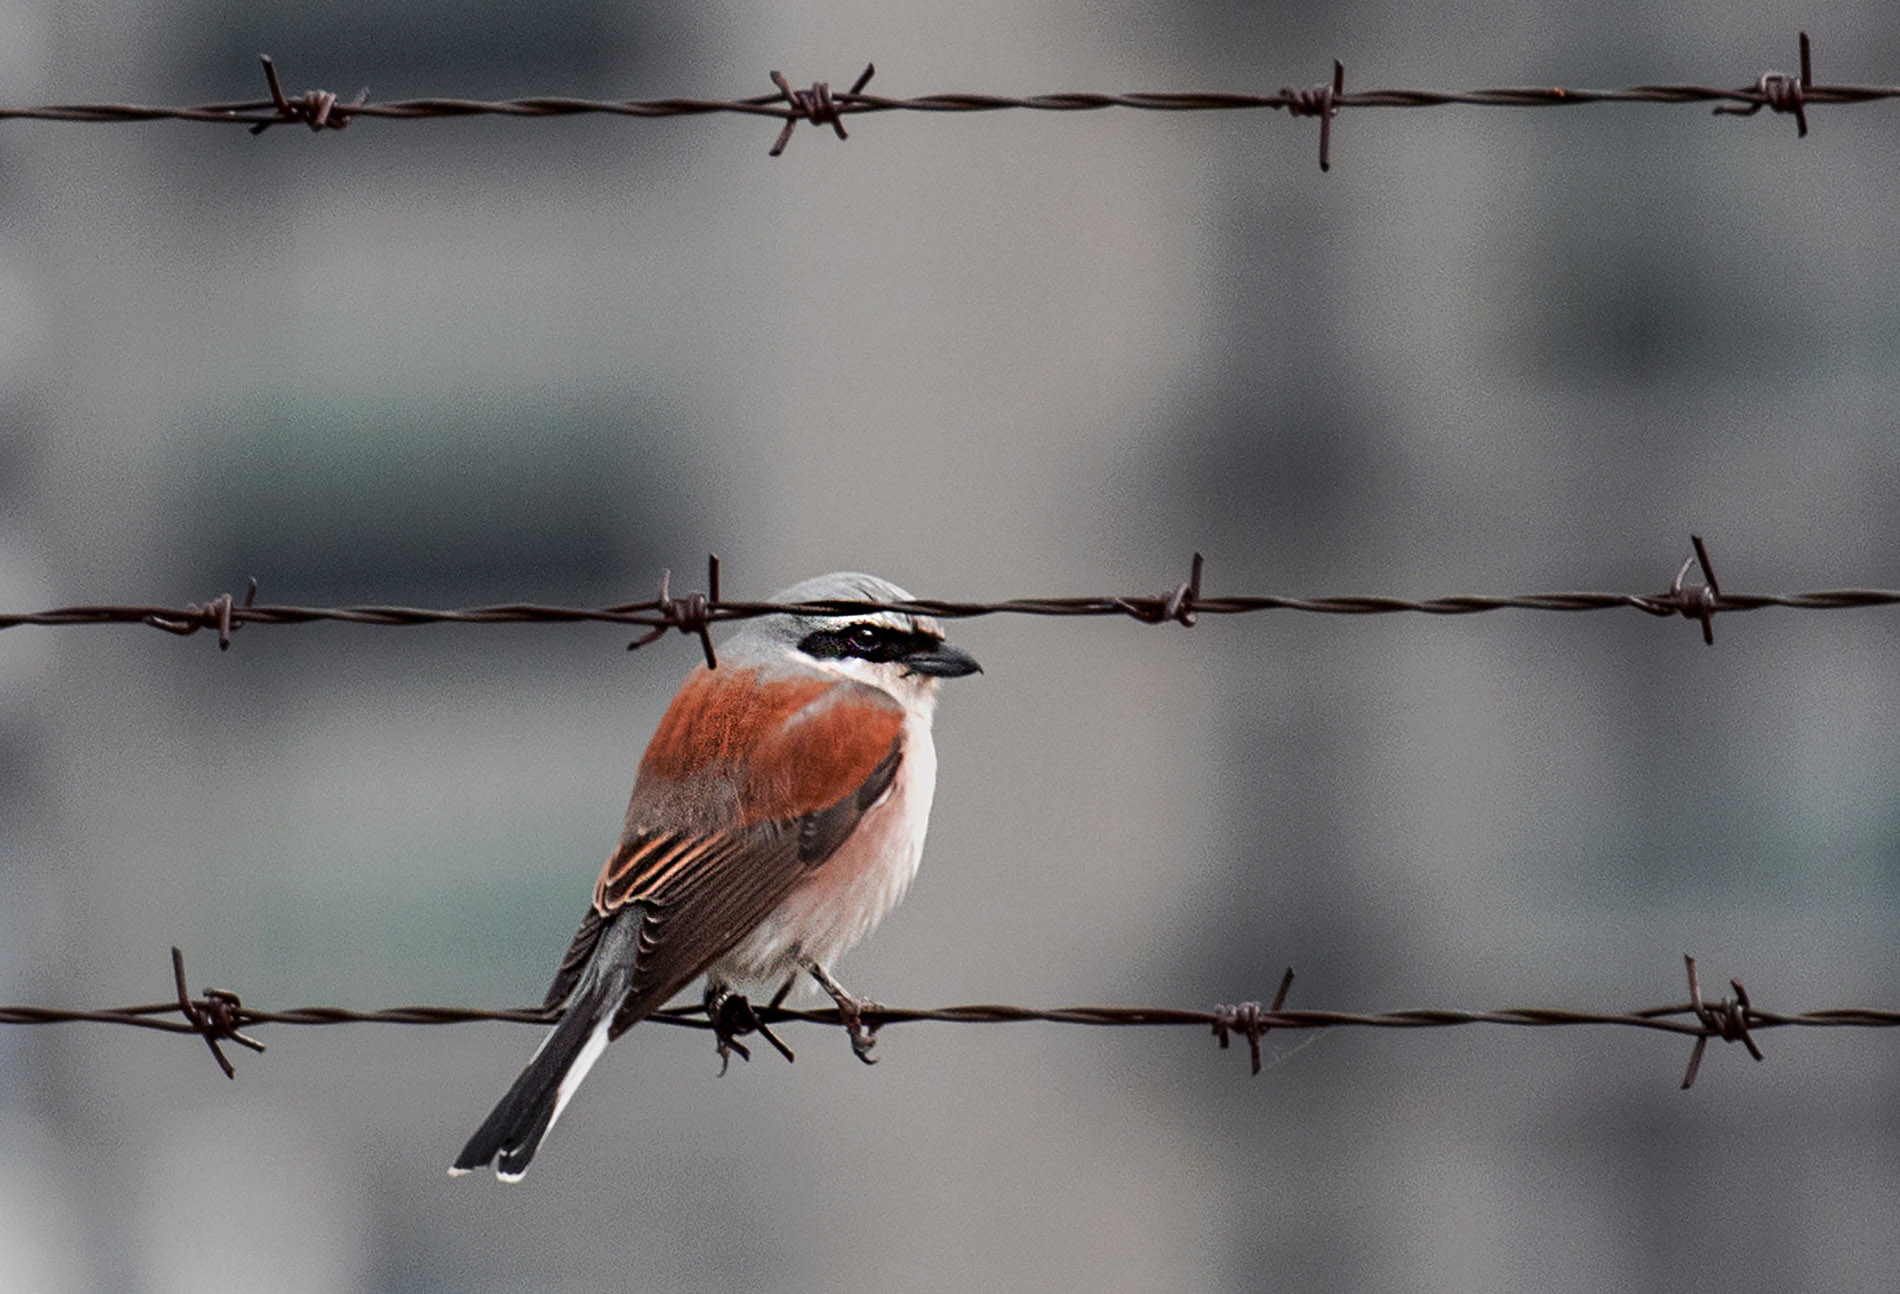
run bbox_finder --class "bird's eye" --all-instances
[796,623,911,663]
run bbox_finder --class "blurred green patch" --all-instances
[189,383,692,604]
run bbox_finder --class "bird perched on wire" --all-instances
[451,572,981,1181]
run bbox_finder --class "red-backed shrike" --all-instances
[451,572,980,1180]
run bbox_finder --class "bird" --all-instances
[450,572,980,1181]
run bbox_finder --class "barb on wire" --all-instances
[170,945,265,1078]
[0,33,1887,168]
[251,54,366,134]
[1714,30,1812,136]
[627,555,721,668]
[4,949,1896,1085]
[768,64,875,156]
[1679,953,1763,1088]
[1213,966,1297,1075]
[1632,533,1722,645]
[1117,550,1204,627]
[6,537,1900,652]
[1282,61,1345,172]
[144,577,257,651]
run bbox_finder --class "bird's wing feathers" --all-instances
[542,905,605,1009]
[540,668,905,1015]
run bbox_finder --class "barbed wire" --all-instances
[5,951,1892,1089]
[3,539,1895,664]
[0,33,1881,169]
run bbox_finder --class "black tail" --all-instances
[450,915,638,1181]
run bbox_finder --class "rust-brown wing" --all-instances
[541,670,904,1016]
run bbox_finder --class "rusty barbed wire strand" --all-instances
[2,951,1888,1088]
[0,33,1881,163]
[1,539,1892,662]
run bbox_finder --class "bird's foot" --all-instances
[800,958,882,1065]
[706,988,795,1075]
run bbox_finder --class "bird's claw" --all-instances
[846,1003,881,1065]
[708,990,795,1075]
[830,989,882,1065]
[798,957,884,1065]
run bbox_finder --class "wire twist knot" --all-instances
[1755,73,1806,118]
[1635,534,1722,645]
[628,556,721,668]
[171,947,265,1079]
[768,65,875,156]
[1212,968,1295,1074]
[1281,61,1345,171]
[144,579,257,650]
[253,56,363,135]
[1678,954,1764,1089]
[1126,552,1205,627]
[1714,32,1812,138]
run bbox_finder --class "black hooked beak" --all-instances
[901,640,982,678]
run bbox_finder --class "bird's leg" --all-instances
[767,972,799,1011]
[799,956,880,1065]
[704,984,751,1074]
[704,984,795,1074]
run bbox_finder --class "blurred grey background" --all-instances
[3,1,1900,1290]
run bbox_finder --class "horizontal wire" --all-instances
[0,540,1889,656]
[7,590,1900,627]
[0,32,1870,167]
[7,82,1892,126]
[10,1000,1895,1035]
[2,954,1884,1087]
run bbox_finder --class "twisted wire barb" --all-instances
[0,33,1880,162]
[3,539,1894,664]
[5,950,1892,1088]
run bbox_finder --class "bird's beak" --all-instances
[901,641,982,678]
